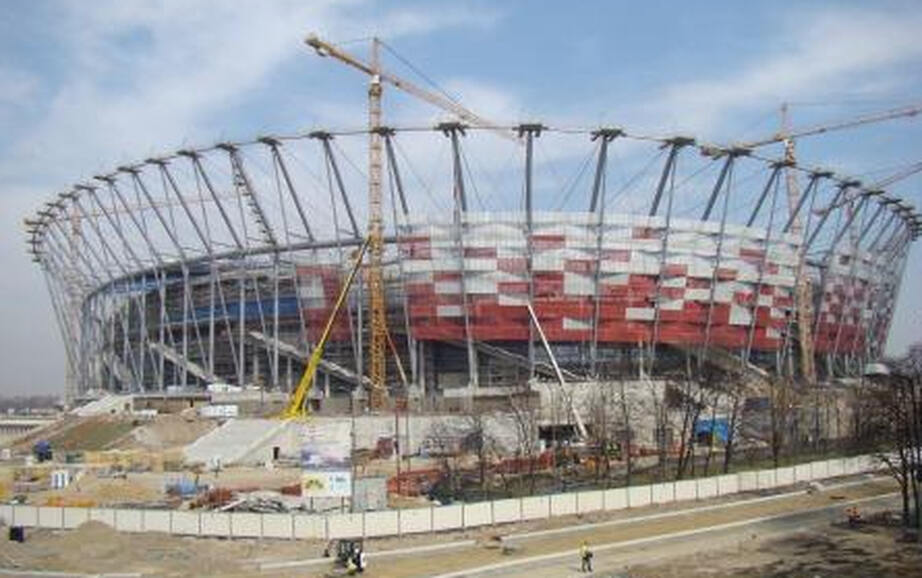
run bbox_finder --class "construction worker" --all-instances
[579,540,593,572]
[356,546,366,573]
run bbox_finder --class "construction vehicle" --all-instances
[281,238,370,419]
[323,538,364,568]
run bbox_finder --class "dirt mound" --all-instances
[42,416,136,452]
[114,414,216,451]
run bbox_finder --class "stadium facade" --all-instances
[24,126,918,402]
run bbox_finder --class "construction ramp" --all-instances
[183,418,293,466]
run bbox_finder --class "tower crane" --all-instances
[304,34,514,410]
[780,103,816,384]
[306,35,515,138]
[742,101,922,149]
[764,101,922,384]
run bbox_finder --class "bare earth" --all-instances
[628,520,922,578]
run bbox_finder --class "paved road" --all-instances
[259,478,896,578]
[448,492,899,577]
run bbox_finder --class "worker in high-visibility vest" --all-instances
[579,540,593,572]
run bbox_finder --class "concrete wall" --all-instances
[0,454,882,541]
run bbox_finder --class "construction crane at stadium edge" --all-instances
[304,33,515,410]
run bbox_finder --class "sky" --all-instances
[1,0,921,395]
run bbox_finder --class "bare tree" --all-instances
[722,386,743,474]
[647,378,670,482]
[508,390,541,495]
[872,345,922,538]
[702,389,722,477]
[673,378,706,480]
[462,410,499,497]
[769,376,794,468]
[617,380,635,487]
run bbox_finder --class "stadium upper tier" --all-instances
[23,125,919,395]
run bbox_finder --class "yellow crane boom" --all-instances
[281,238,370,419]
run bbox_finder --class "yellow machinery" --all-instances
[281,238,370,419]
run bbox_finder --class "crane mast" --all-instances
[781,103,816,384]
[367,39,388,409]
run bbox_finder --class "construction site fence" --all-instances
[0,455,881,541]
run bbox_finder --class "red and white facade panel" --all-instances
[297,211,891,356]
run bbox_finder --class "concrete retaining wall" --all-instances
[0,454,881,541]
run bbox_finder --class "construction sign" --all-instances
[299,421,352,497]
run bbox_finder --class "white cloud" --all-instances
[0,0,501,394]
[631,7,922,140]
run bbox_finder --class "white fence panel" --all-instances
[63,507,89,529]
[577,490,604,513]
[775,466,795,486]
[521,496,549,520]
[262,513,294,539]
[463,502,491,528]
[363,511,398,537]
[627,485,651,507]
[550,493,577,517]
[13,506,38,527]
[432,504,463,531]
[293,514,325,540]
[114,509,142,532]
[88,508,116,528]
[399,508,432,534]
[171,511,200,536]
[327,513,363,539]
[756,470,775,490]
[37,507,63,529]
[143,510,171,533]
[492,499,521,524]
[738,471,758,492]
[716,474,738,495]
[794,463,812,482]
[697,477,718,499]
[200,512,230,537]
[230,512,262,538]
[604,487,628,511]
[650,482,674,504]
[674,479,697,501]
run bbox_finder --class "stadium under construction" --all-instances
[23,38,921,421]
